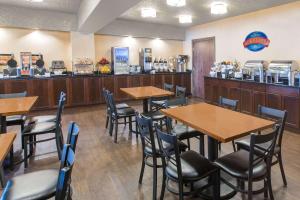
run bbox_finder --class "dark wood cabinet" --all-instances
[154,74,164,88]
[204,76,300,132]
[30,79,50,109]
[114,75,129,101]
[69,78,85,106]
[85,77,101,105]
[52,78,68,106]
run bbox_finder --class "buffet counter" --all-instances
[0,72,191,111]
[204,76,300,132]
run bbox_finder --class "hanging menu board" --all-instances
[0,54,13,66]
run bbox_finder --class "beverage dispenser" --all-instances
[139,48,152,73]
[111,47,129,74]
[177,55,188,72]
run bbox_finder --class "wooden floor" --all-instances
[4,98,300,200]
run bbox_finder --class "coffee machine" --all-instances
[177,55,188,72]
[139,48,152,73]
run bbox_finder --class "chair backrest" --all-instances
[106,92,117,116]
[55,144,75,200]
[164,83,173,92]
[135,112,156,154]
[164,96,187,108]
[102,88,110,106]
[56,92,66,123]
[219,96,238,111]
[0,91,27,99]
[66,122,80,152]
[175,86,186,98]
[155,125,182,179]
[248,125,280,181]
[258,105,287,147]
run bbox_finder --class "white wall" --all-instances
[95,34,183,65]
[0,27,71,69]
[71,32,96,63]
[184,1,300,69]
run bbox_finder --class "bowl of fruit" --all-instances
[98,58,111,74]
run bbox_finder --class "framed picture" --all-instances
[0,54,13,66]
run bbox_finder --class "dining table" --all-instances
[0,132,16,187]
[0,96,38,134]
[161,102,275,199]
[120,86,173,112]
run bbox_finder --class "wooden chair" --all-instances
[236,105,288,186]
[22,93,66,167]
[150,83,174,111]
[218,96,239,151]
[215,125,280,200]
[156,126,220,200]
[0,144,75,200]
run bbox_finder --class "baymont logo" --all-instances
[243,31,270,52]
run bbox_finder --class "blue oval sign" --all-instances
[243,31,270,52]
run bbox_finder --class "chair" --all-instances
[218,96,239,151]
[164,97,205,155]
[0,91,27,133]
[156,126,220,200]
[235,105,288,186]
[0,144,75,200]
[215,125,280,200]
[102,88,129,129]
[22,93,66,168]
[150,83,174,111]
[106,92,137,143]
[175,86,186,98]
[136,113,188,200]
[66,121,80,152]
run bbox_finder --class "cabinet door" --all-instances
[228,87,241,110]
[85,77,101,105]
[204,80,212,102]
[184,73,191,95]
[70,78,85,106]
[154,74,164,88]
[173,74,182,88]
[114,76,128,101]
[283,96,300,129]
[266,93,282,110]
[30,79,50,109]
[164,74,173,86]
[5,80,28,94]
[128,75,141,87]
[253,91,266,114]
[52,78,68,106]
[241,89,253,113]
[142,75,152,86]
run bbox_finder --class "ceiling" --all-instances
[120,0,299,27]
[0,0,82,13]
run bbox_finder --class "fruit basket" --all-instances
[98,57,111,74]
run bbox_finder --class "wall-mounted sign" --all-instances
[243,31,270,52]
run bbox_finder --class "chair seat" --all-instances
[2,169,58,200]
[235,137,280,155]
[215,149,267,180]
[171,124,201,140]
[29,115,56,123]
[6,115,26,122]
[116,103,129,109]
[142,111,165,121]
[144,138,188,155]
[24,122,56,134]
[152,100,167,106]
[166,150,217,180]
[116,107,135,117]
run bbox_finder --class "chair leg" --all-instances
[129,117,133,136]
[187,139,191,150]
[138,154,146,184]
[109,117,114,136]
[21,121,25,149]
[199,135,205,156]
[105,114,109,129]
[278,152,287,186]
[135,119,138,139]
[267,170,274,200]
[178,178,184,200]
[160,158,166,200]
[114,120,118,143]
[152,157,157,200]
[232,140,236,152]
[23,136,28,168]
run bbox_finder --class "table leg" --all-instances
[0,166,6,188]
[0,115,7,134]
[207,136,218,162]
[143,99,149,113]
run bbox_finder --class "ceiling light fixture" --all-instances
[141,8,157,18]
[211,2,228,15]
[179,15,192,24]
[167,0,186,7]
[26,0,44,2]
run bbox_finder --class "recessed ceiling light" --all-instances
[141,8,157,18]
[167,0,186,7]
[26,0,44,2]
[179,15,192,24]
[211,2,228,15]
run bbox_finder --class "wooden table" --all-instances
[120,86,173,112]
[161,102,275,161]
[0,133,16,187]
[0,96,38,133]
